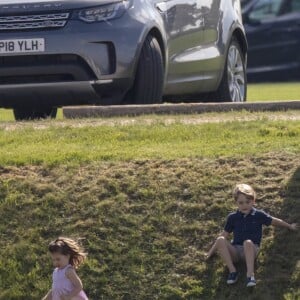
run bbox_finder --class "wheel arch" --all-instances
[131,26,167,82]
[215,27,248,89]
[211,27,247,102]
[232,28,248,62]
[148,27,167,69]
[124,25,167,100]
[123,28,165,104]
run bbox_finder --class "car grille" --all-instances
[0,54,97,84]
[0,13,70,31]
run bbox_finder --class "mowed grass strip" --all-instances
[0,115,300,165]
[0,108,64,121]
[0,155,299,299]
[247,82,300,102]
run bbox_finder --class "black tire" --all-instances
[124,35,164,104]
[212,37,247,102]
[13,107,57,121]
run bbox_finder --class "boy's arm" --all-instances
[271,217,297,230]
[205,231,229,260]
[42,290,52,300]
[61,267,83,300]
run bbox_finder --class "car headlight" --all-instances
[78,1,130,23]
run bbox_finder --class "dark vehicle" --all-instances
[242,0,300,81]
[0,0,247,120]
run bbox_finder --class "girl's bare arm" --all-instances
[62,267,84,300]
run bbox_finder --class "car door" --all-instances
[244,0,300,74]
[200,0,225,80]
[155,0,206,94]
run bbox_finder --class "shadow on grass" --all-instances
[255,167,300,300]
[202,168,300,300]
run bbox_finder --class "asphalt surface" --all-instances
[63,101,300,118]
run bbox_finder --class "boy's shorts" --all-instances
[233,244,260,261]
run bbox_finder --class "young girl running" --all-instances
[42,237,88,300]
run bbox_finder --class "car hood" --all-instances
[0,0,121,14]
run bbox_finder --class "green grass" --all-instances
[0,155,299,299]
[0,108,63,121]
[0,114,299,165]
[0,105,299,299]
[247,82,300,102]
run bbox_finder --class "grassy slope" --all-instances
[0,155,299,300]
[0,113,299,299]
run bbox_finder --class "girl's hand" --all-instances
[289,223,298,231]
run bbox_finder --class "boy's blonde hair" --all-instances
[233,184,256,201]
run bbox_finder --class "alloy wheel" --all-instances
[227,44,246,102]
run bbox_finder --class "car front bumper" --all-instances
[0,14,145,107]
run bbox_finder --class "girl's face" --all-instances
[50,252,70,269]
[236,194,255,215]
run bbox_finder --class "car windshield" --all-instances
[248,0,282,21]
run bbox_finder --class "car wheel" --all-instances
[214,37,247,102]
[124,35,164,104]
[13,107,57,121]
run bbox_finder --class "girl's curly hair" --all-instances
[48,237,87,268]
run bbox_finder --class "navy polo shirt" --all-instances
[224,208,273,246]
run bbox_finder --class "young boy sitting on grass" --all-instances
[206,183,297,287]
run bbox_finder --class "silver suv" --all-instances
[0,0,247,120]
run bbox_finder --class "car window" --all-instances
[291,0,300,12]
[278,0,300,14]
[248,0,283,21]
[241,0,252,5]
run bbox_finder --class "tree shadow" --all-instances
[202,167,300,300]
[255,167,300,299]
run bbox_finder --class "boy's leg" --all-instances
[243,240,257,277]
[215,236,239,272]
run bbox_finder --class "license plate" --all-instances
[0,38,45,54]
